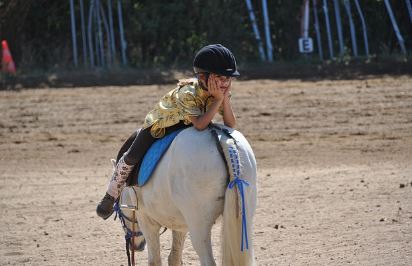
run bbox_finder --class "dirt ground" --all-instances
[0,76,411,265]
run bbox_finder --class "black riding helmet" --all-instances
[193,44,240,77]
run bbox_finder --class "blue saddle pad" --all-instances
[136,129,184,186]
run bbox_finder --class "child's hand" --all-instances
[223,87,231,99]
[208,76,224,101]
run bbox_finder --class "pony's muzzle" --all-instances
[130,238,146,252]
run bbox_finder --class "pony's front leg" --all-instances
[137,214,162,266]
[168,230,187,266]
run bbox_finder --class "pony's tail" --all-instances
[221,178,256,266]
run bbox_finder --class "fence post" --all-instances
[100,3,113,66]
[343,0,358,57]
[323,0,334,59]
[79,0,88,66]
[353,0,369,57]
[70,0,78,67]
[245,0,266,61]
[87,0,96,67]
[262,0,273,62]
[118,0,128,65]
[312,0,324,60]
[107,0,117,63]
[384,0,407,55]
[333,0,344,57]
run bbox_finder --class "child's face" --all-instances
[207,74,232,92]
[198,73,232,92]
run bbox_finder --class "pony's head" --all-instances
[117,185,146,252]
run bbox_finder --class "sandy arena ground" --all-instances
[0,76,411,265]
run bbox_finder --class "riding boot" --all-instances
[96,155,134,220]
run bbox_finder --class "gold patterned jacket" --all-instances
[143,78,223,138]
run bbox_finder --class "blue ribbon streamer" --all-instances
[228,178,250,251]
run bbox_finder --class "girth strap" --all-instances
[209,124,230,183]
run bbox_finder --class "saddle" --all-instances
[118,124,238,187]
[117,128,184,187]
[136,128,184,186]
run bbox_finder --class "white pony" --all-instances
[118,125,257,266]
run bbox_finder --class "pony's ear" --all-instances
[111,159,116,168]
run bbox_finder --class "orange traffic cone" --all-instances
[2,40,16,75]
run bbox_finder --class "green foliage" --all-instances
[125,0,256,67]
[0,0,410,71]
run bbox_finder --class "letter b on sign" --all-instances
[298,38,313,53]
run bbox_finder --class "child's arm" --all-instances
[189,76,224,130]
[222,89,236,128]
[189,98,223,130]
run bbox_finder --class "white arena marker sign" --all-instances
[299,37,314,53]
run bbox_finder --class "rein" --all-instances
[114,186,167,266]
[114,186,143,266]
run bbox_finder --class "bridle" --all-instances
[114,186,167,266]
[114,186,144,266]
